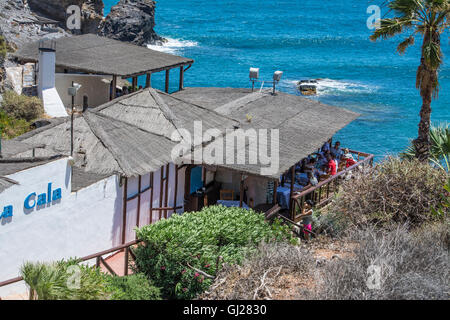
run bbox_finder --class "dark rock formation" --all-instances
[99,0,165,46]
[27,0,104,34]
[0,0,69,49]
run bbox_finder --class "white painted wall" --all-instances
[42,88,69,117]
[55,74,111,110]
[0,159,187,298]
[0,158,123,297]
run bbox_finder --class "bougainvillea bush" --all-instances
[134,205,294,299]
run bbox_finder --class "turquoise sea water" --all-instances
[104,0,449,160]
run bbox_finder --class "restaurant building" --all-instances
[0,35,368,297]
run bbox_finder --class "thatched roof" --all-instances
[0,176,19,193]
[5,87,359,181]
[174,87,360,179]
[13,34,194,77]
[13,109,177,177]
[94,88,240,141]
[1,140,44,158]
[0,156,64,178]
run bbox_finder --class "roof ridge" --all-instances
[159,90,241,125]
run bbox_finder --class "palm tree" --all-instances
[370,0,449,162]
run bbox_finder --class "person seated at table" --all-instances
[317,150,329,169]
[321,138,332,153]
[330,141,343,161]
[327,154,338,176]
[343,151,357,168]
[304,157,317,173]
[305,171,318,188]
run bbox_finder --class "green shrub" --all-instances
[329,158,448,228]
[0,110,31,139]
[134,205,294,299]
[0,36,10,60]
[105,273,161,300]
[21,259,109,300]
[1,90,44,122]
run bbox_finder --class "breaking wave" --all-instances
[147,38,199,54]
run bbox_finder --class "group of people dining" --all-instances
[282,139,358,192]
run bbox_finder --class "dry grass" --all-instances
[308,222,449,300]
[199,242,315,300]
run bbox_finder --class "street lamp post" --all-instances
[68,82,82,157]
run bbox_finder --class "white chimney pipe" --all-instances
[38,40,56,99]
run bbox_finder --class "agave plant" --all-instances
[401,123,450,171]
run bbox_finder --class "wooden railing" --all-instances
[0,239,143,295]
[290,150,374,221]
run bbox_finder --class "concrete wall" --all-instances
[0,160,187,297]
[0,158,123,297]
[55,74,111,110]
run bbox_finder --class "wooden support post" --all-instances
[164,164,169,218]
[149,172,154,224]
[111,75,117,100]
[165,69,170,93]
[136,175,141,237]
[179,66,184,91]
[173,165,178,214]
[132,77,138,92]
[239,174,244,208]
[121,177,128,244]
[290,166,295,219]
[145,73,152,88]
[273,180,278,205]
[124,247,129,276]
[159,167,164,220]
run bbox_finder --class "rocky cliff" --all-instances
[0,0,164,92]
[27,0,104,34]
[99,0,165,46]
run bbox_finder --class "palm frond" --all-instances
[370,17,414,41]
[397,35,416,53]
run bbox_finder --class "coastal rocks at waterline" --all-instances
[99,0,166,46]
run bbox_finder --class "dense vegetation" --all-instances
[134,206,294,299]
[329,158,448,228]
[204,158,449,300]
[21,259,161,300]
[0,90,44,139]
[401,123,450,171]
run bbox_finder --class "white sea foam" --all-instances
[147,38,199,54]
[286,78,378,96]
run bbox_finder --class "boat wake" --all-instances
[147,38,199,54]
[286,78,378,96]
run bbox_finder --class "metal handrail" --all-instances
[0,239,143,289]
